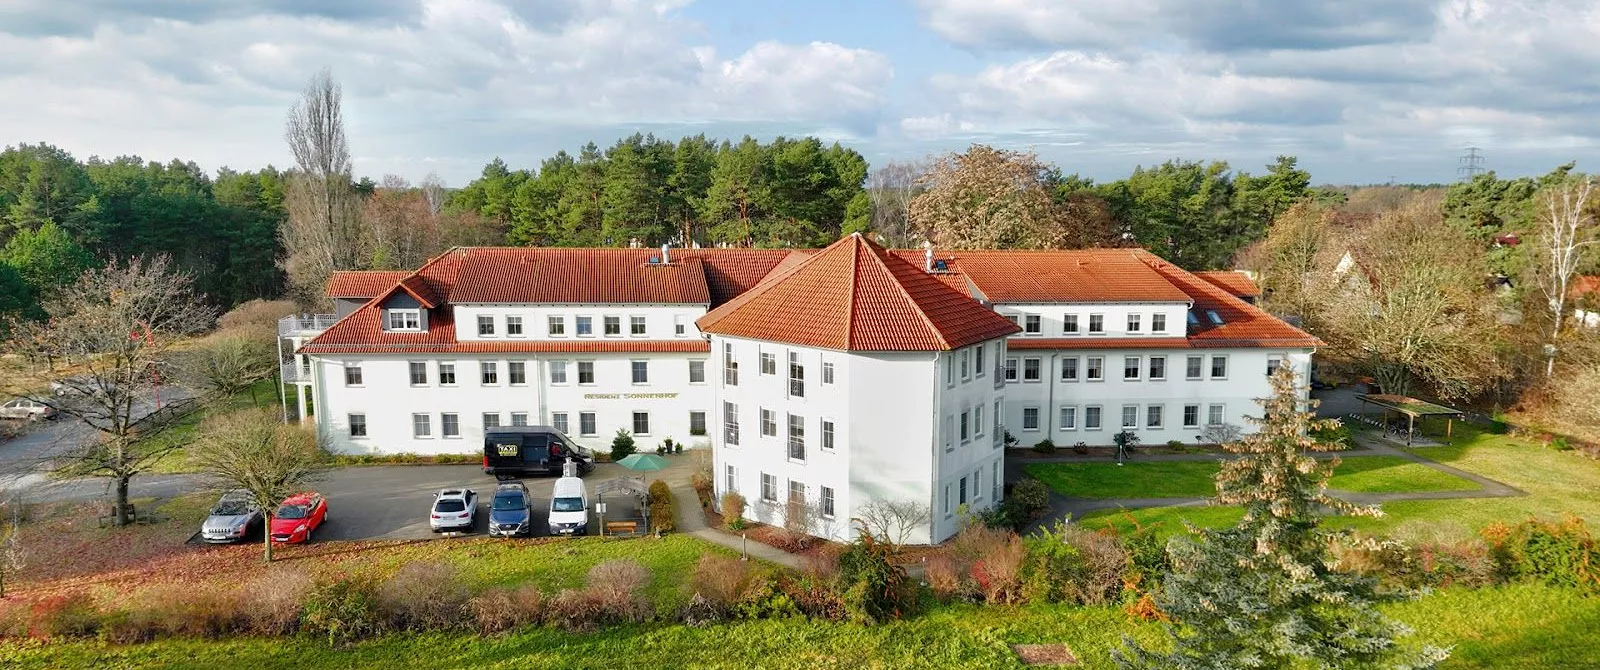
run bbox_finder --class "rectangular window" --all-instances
[549,361,568,384]
[441,413,460,438]
[974,344,986,376]
[960,410,970,442]
[580,412,597,436]
[552,412,569,434]
[823,361,835,384]
[724,401,740,446]
[1124,356,1141,380]
[477,315,495,336]
[974,405,985,437]
[689,360,706,384]
[787,414,806,461]
[632,412,650,435]
[760,352,776,375]
[1004,314,1019,328]
[1089,314,1105,334]
[548,315,566,336]
[344,363,363,386]
[483,412,500,430]
[1061,356,1079,381]
[761,409,777,437]
[725,465,736,494]
[674,315,687,336]
[1085,406,1103,430]
[1060,406,1077,430]
[1023,357,1041,382]
[630,315,646,336]
[1210,355,1228,379]
[631,360,649,384]
[1127,314,1141,332]
[1183,404,1200,428]
[1024,314,1041,334]
[1022,407,1040,431]
[820,486,835,518]
[959,476,968,505]
[508,361,526,385]
[1149,356,1167,380]
[1186,355,1204,380]
[480,361,498,385]
[789,480,805,506]
[1152,313,1167,332]
[576,316,593,336]
[1147,405,1164,428]
[412,413,431,438]
[385,309,421,331]
[822,420,835,450]
[511,412,528,427]
[944,484,952,517]
[945,415,954,450]
[993,399,1003,443]
[506,315,523,336]
[993,462,1001,499]
[1208,404,1225,426]
[946,356,955,386]
[690,411,707,435]
[1122,405,1139,429]
[604,316,621,336]
[761,473,777,503]
[1267,356,1284,377]
[578,361,595,385]
[960,349,970,380]
[348,413,367,438]
[409,361,427,385]
[723,343,739,386]
[438,362,456,385]
[1086,356,1104,381]
[1063,314,1079,334]
[974,468,982,500]
[789,352,805,397]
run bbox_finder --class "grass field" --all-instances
[5,584,1596,669]
[1027,455,1479,500]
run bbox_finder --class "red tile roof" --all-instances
[1192,271,1262,299]
[1572,276,1600,298]
[696,234,1022,351]
[450,248,711,304]
[918,250,1192,303]
[1135,251,1322,348]
[327,271,410,298]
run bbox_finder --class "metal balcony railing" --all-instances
[281,362,314,383]
[278,314,337,336]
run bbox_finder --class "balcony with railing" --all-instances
[278,314,338,337]
[281,362,315,384]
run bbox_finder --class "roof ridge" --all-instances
[845,235,860,349]
[866,237,951,349]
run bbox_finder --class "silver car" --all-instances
[200,490,263,543]
[0,398,57,421]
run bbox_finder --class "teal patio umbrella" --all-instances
[615,453,669,472]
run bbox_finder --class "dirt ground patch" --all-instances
[1011,643,1079,666]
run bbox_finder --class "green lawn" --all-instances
[7,584,1596,669]
[1324,455,1480,493]
[144,377,286,474]
[1029,455,1478,500]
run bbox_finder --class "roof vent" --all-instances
[924,242,934,272]
[648,256,661,264]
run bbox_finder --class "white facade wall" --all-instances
[928,340,1008,543]
[997,302,1190,339]
[452,304,706,341]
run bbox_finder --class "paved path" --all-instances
[669,480,805,569]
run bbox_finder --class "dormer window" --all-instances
[385,309,421,331]
[1187,310,1200,326]
[1206,310,1224,325]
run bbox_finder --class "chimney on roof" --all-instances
[923,240,934,272]
[661,244,670,264]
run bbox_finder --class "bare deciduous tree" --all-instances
[188,407,328,563]
[1535,175,1597,375]
[908,145,1115,250]
[867,159,927,247]
[364,175,443,270]
[3,256,215,526]
[180,333,277,404]
[852,499,931,554]
[281,68,364,309]
[420,172,448,217]
[1253,203,1340,333]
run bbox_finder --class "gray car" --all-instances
[200,490,263,543]
[488,482,532,537]
[0,398,56,421]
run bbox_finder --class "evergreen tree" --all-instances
[0,221,95,298]
[1115,367,1448,670]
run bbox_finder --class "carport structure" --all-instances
[1356,394,1465,446]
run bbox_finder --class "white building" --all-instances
[290,238,1320,544]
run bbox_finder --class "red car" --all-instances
[269,492,328,544]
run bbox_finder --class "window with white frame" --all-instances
[632,412,650,435]
[511,412,528,427]
[1060,406,1077,430]
[1208,404,1225,426]
[974,405,984,437]
[974,468,982,500]
[1186,355,1204,380]
[689,360,706,384]
[975,344,986,376]
[1149,356,1167,380]
[577,361,595,385]
[1061,356,1079,381]
[506,315,523,336]
[788,480,805,506]
[349,413,367,438]
[438,362,456,385]
[787,414,805,461]
[630,315,646,336]
[788,352,805,397]
[1127,314,1141,332]
[959,476,969,505]
[580,412,597,436]
[1088,314,1105,334]
[723,343,739,386]
[1004,357,1019,382]
[823,361,835,384]
[483,412,500,429]
[1085,405,1103,430]
[993,399,1002,443]
[943,484,952,517]
[1086,356,1104,381]
[960,410,970,443]
[442,413,460,438]
[1147,405,1163,428]
[723,401,740,445]
[548,315,566,336]
[725,465,737,494]
[1122,405,1139,429]
[386,309,421,331]
[1267,355,1284,377]
[1124,355,1141,380]
[1152,313,1167,332]
[604,316,621,336]
[631,360,649,384]
[576,316,593,336]
[409,361,427,385]
[760,409,776,437]
[1004,314,1019,328]
[760,473,777,502]
[1064,314,1079,334]
[1210,355,1228,379]
[822,420,835,450]
[690,411,706,436]
[946,357,955,386]
[1024,314,1041,335]
[960,348,970,380]
[344,363,363,386]
[674,315,687,336]
[508,361,527,385]
[1023,357,1042,382]
[1183,404,1200,428]
[477,315,495,336]
[552,412,569,434]
[820,486,835,518]
[992,462,1001,499]
[944,414,954,450]
[480,361,498,385]
[549,361,568,384]
[412,413,431,438]
[760,352,776,375]
[1022,406,1040,431]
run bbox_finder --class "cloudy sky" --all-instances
[1,0,1595,186]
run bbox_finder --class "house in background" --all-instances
[1575,276,1600,329]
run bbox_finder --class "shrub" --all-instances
[1482,517,1599,592]
[1166,439,1185,449]
[690,554,753,607]
[734,577,803,620]
[777,500,818,552]
[721,491,747,530]
[129,583,242,639]
[995,478,1052,531]
[674,442,684,454]
[611,429,637,461]
[1021,521,1128,605]
[924,553,969,603]
[0,600,30,638]
[377,561,470,632]
[98,608,158,645]
[1311,422,1353,449]
[30,592,100,639]
[218,299,296,334]
[585,560,654,624]
[679,592,723,627]
[836,535,912,624]
[971,534,1027,604]
[546,589,607,632]
[1333,533,1498,592]
[467,585,544,635]
[648,480,676,533]
[1073,441,1089,455]
[1032,438,1056,454]
[1003,430,1019,448]
[300,576,381,644]
[690,470,715,509]
[239,568,314,636]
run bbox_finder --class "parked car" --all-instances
[483,426,593,480]
[488,482,532,537]
[548,476,589,536]
[0,398,56,421]
[199,490,262,544]
[50,375,114,398]
[269,492,328,543]
[430,488,478,533]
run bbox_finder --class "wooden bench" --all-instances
[604,520,639,536]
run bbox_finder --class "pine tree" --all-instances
[1115,367,1449,670]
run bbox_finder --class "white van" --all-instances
[548,476,589,536]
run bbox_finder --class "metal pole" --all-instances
[741,533,748,561]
